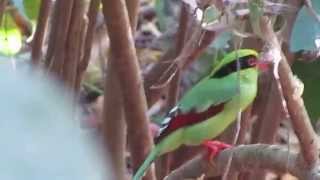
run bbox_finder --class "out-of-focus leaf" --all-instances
[155,0,167,30]
[23,0,41,21]
[290,0,320,52]
[1,12,18,29]
[154,0,180,31]
[292,60,320,122]
[210,31,231,49]
[0,28,22,56]
[202,6,220,25]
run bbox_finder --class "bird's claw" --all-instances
[202,140,232,166]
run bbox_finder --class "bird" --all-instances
[133,49,267,180]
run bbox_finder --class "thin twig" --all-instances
[144,24,226,107]
[155,3,189,179]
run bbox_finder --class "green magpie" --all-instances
[133,49,268,180]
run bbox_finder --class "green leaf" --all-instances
[0,28,22,56]
[292,60,320,122]
[290,0,320,52]
[23,0,41,21]
[0,11,22,56]
[202,6,220,25]
[155,0,167,31]
[1,11,19,29]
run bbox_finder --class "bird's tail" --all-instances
[133,147,160,180]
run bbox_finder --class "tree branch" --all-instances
[155,3,189,179]
[101,0,156,179]
[165,144,320,180]
[258,16,319,166]
[102,0,139,179]
[62,0,87,91]
[103,57,127,180]
[31,0,52,65]
[144,24,226,107]
[78,0,100,74]
[279,55,319,166]
[46,0,74,75]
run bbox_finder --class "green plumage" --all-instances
[133,49,259,180]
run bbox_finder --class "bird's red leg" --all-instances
[202,140,232,162]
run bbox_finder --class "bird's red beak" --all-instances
[257,60,271,72]
[249,58,271,72]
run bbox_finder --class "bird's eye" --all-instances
[248,58,257,66]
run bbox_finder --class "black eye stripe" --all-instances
[211,55,257,78]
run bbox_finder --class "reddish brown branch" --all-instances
[78,0,100,74]
[248,75,284,180]
[46,0,74,76]
[258,16,319,166]
[237,107,253,145]
[101,0,156,179]
[103,58,127,180]
[279,56,319,166]
[125,0,139,32]
[31,0,52,65]
[75,0,100,93]
[103,0,139,179]
[62,0,86,90]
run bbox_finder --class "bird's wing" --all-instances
[179,73,239,113]
[155,74,239,142]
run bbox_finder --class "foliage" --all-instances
[0,13,22,56]
[293,61,320,122]
[290,0,320,52]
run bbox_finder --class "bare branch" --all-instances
[165,144,320,180]
[102,0,140,179]
[46,0,74,75]
[78,0,100,74]
[279,54,319,166]
[258,16,319,166]
[101,0,156,179]
[62,0,87,90]
[103,58,127,180]
[155,3,189,179]
[31,0,52,65]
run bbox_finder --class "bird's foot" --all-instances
[202,140,232,165]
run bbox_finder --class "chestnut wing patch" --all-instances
[155,103,225,143]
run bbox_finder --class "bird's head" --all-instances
[210,49,270,78]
